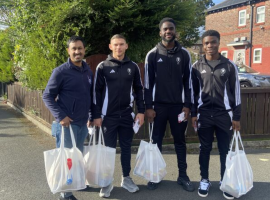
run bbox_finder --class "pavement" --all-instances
[0,100,270,200]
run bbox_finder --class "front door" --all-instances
[233,50,245,65]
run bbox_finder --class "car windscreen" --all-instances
[237,65,258,73]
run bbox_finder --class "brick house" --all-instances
[206,0,270,73]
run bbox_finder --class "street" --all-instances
[0,102,270,200]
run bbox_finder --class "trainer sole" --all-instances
[198,191,208,198]
[99,185,114,198]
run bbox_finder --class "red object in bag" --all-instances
[67,158,72,170]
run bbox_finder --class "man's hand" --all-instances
[94,118,102,127]
[87,120,94,127]
[192,117,198,132]
[146,109,156,123]
[60,116,73,127]
[182,107,190,121]
[135,113,145,126]
[232,120,240,131]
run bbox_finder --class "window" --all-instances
[256,6,265,23]
[253,48,262,63]
[221,51,228,58]
[239,10,246,26]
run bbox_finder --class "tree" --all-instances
[0,29,14,83]
[5,0,214,89]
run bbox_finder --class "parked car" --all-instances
[237,64,270,87]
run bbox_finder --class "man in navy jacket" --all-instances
[43,36,93,200]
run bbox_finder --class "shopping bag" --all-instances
[44,126,86,194]
[133,123,167,183]
[84,127,116,187]
[220,130,253,198]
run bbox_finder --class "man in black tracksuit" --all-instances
[191,30,241,199]
[144,18,194,192]
[93,34,145,198]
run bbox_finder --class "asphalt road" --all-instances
[0,102,270,200]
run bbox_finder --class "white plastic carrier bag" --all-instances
[83,127,116,187]
[44,126,86,194]
[133,123,167,183]
[220,130,253,198]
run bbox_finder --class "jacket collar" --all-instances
[67,58,88,71]
[157,40,182,54]
[106,54,130,64]
[200,54,228,65]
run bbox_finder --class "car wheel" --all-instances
[240,81,252,88]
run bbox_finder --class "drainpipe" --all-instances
[249,2,254,68]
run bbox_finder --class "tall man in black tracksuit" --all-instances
[144,18,195,192]
[191,30,241,200]
[93,34,145,198]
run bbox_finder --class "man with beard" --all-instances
[144,17,194,192]
[43,36,93,200]
[191,30,241,199]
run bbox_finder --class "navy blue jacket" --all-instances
[43,58,93,126]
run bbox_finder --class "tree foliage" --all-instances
[1,0,214,89]
[0,29,14,82]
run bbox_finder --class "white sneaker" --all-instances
[121,176,139,193]
[99,183,114,198]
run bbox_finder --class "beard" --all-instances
[161,34,176,43]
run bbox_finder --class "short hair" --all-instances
[67,36,86,48]
[202,30,220,41]
[110,34,126,43]
[159,17,176,29]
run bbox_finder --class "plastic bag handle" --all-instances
[237,131,245,151]
[229,130,245,157]
[98,127,106,146]
[148,122,154,143]
[88,126,96,147]
[60,125,77,150]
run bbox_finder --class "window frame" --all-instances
[221,51,228,58]
[253,48,262,63]
[256,6,265,23]
[239,10,246,26]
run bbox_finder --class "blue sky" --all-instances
[213,0,225,5]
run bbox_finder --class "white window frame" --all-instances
[253,48,262,63]
[239,10,246,26]
[256,6,265,23]
[221,51,228,58]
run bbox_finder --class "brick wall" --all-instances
[206,1,270,73]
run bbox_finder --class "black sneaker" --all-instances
[223,192,234,199]
[198,179,211,197]
[177,177,195,192]
[59,195,78,200]
[147,182,158,190]
[219,181,234,199]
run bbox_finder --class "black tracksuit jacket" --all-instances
[144,41,192,109]
[191,55,241,121]
[93,54,145,119]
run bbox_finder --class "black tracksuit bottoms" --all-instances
[197,111,233,180]
[152,104,189,179]
[101,108,134,177]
